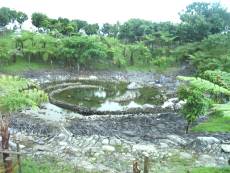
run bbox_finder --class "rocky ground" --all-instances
[6,69,230,172]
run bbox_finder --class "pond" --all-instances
[50,80,165,113]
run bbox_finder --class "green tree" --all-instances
[0,7,17,27]
[16,11,28,28]
[119,19,153,42]
[178,85,211,133]
[179,2,230,42]
[72,19,88,32]
[84,23,99,35]
[31,12,48,29]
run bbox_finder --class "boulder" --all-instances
[167,135,187,145]
[221,144,230,153]
[127,82,142,89]
[187,137,221,153]
[102,145,115,152]
[132,144,157,154]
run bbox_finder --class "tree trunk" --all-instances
[1,116,10,163]
[12,54,16,63]
[185,121,191,134]
[1,115,12,173]
[130,51,134,66]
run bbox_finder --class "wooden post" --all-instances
[133,160,140,173]
[5,157,13,173]
[16,143,22,173]
[1,117,10,165]
[144,155,149,173]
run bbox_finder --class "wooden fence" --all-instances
[0,143,22,173]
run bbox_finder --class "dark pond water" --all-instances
[53,80,164,111]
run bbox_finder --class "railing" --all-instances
[0,143,22,173]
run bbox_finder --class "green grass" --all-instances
[16,158,100,173]
[192,116,230,132]
[192,102,230,132]
[190,167,230,173]
[0,58,51,73]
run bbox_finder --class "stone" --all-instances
[143,104,155,109]
[102,145,115,152]
[175,100,186,110]
[89,75,98,80]
[9,141,25,149]
[109,138,122,145]
[102,138,109,145]
[196,137,220,144]
[187,137,221,153]
[159,142,169,148]
[54,133,66,141]
[167,135,187,145]
[127,82,142,89]
[161,98,178,109]
[179,152,193,160]
[196,154,217,167]
[221,144,230,153]
[126,101,142,109]
[33,145,50,152]
[132,144,157,154]
[59,141,68,146]
[15,133,34,142]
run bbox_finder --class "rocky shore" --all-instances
[6,69,230,172]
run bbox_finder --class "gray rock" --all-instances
[102,145,115,152]
[55,133,66,141]
[109,138,122,145]
[33,145,50,152]
[196,154,217,167]
[179,152,193,160]
[196,137,220,144]
[127,82,142,89]
[221,144,230,153]
[59,141,68,146]
[187,137,221,153]
[132,144,157,154]
[89,75,98,80]
[167,135,187,145]
[102,138,109,145]
[159,142,169,148]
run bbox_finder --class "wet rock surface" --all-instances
[6,70,230,172]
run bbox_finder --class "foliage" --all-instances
[1,1,230,72]
[31,12,48,29]
[190,167,230,173]
[179,2,230,42]
[177,74,230,133]
[177,76,230,98]
[0,7,28,28]
[151,56,177,69]
[0,75,48,112]
[174,33,230,73]
[201,70,230,90]
[177,84,211,132]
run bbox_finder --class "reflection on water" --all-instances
[94,88,106,98]
[98,101,123,111]
[53,80,164,111]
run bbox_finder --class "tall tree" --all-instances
[16,11,28,28]
[84,23,99,35]
[179,2,230,42]
[31,12,48,29]
[0,7,17,27]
